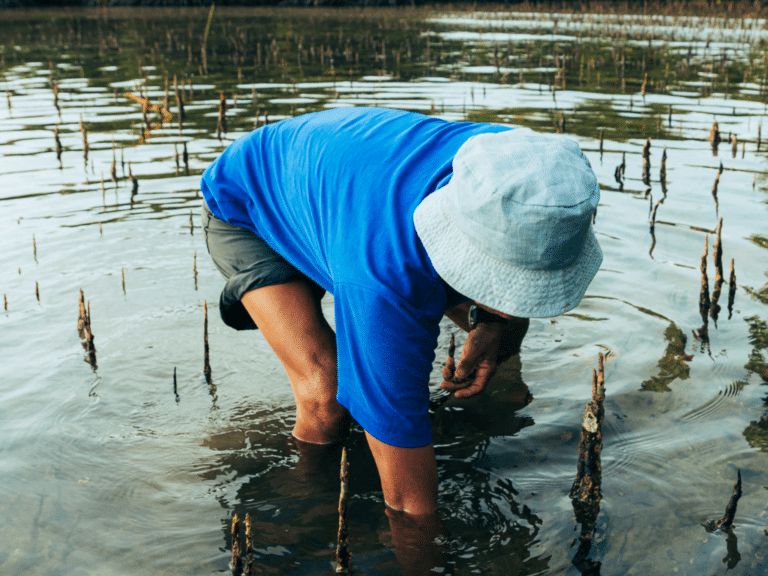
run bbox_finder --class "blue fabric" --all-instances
[201,107,511,447]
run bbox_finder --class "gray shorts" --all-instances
[201,199,325,330]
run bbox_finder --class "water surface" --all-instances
[2,6,768,575]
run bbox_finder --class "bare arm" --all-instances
[443,300,473,332]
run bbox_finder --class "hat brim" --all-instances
[414,186,603,318]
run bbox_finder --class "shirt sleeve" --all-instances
[333,282,441,448]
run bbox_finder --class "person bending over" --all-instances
[200,106,601,519]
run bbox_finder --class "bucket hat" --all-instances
[413,127,602,318]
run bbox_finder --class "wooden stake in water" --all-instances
[79,115,89,169]
[244,512,253,574]
[203,1,215,46]
[710,219,724,324]
[230,514,242,572]
[570,354,605,541]
[758,123,762,152]
[599,130,603,159]
[193,250,198,290]
[99,222,102,235]
[173,75,185,126]
[77,290,97,368]
[54,124,63,166]
[53,81,61,116]
[614,153,625,191]
[710,121,721,155]
[713,217,724,283]
[336,446,351,574]
[33,234,37,263]
[642,137,651,186]
[141,99,151,140]
[659,146,667,192]
[728,259,737,319]
[217,91,227,141]
[183,142,189,176]
[35,281,39,302]
[700,235,711,324]
[707,470,742,531]
[121,267,126,295]
[711,164,722,214]
[174,143,179,176]
[129,162,138,203]
[731,134,738,159]
[3,294,6,311]
[78,289,88,338]
[201,44,208,76]
[189,210,194,235]
[203,300,212,384]
[173,366,180,402]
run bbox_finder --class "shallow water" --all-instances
[2,6,768,575]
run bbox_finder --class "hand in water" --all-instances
[440,318,529,399]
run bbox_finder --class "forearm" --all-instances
[443,300,473,332]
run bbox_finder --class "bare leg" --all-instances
[365,432,438,515]
[386,507,445,575]
[241,281,349,444]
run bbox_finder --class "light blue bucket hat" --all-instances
[413,127,602,318]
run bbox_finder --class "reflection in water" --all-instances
[703,470,743,571]
[196,356,547,574]
[724,529,741,571]
[727,259,737,320]
[385,508,445,576]
[742,315,768,450]
[641,323,692,392]
[572,538,602,576]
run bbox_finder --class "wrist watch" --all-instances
[468,304,507,330]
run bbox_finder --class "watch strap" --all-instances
[469,304,507,330]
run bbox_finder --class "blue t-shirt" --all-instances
[201,107,510,447]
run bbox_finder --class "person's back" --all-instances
[202,107,511,447]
